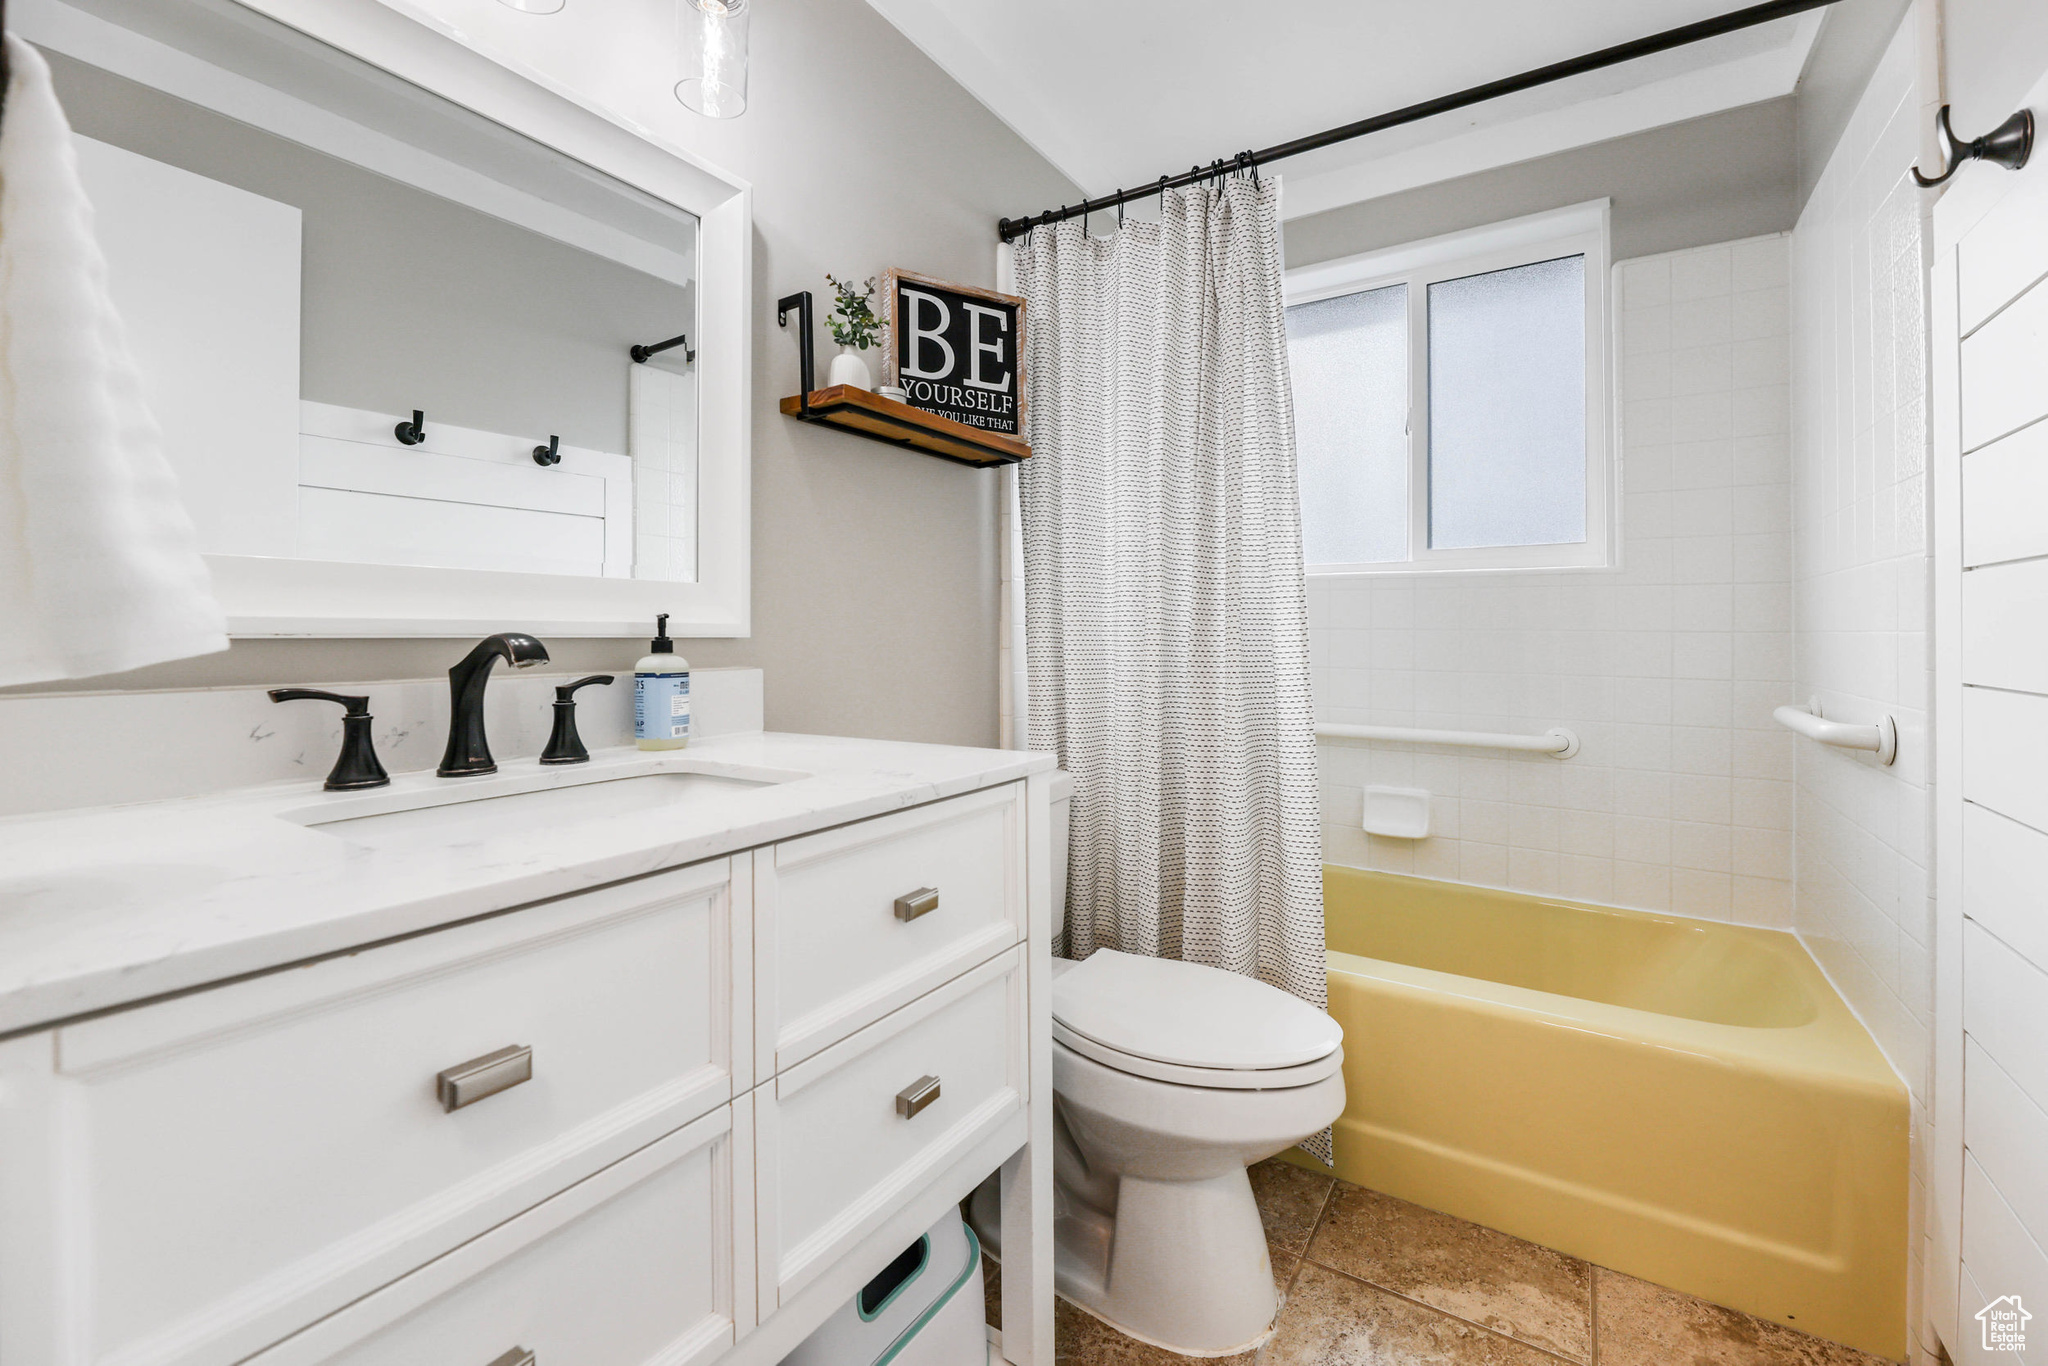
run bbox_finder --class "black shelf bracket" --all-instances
[777,291,817,420]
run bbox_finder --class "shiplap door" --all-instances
[1931,65,2048,1366]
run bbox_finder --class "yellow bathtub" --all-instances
[1305,867,1908,1360]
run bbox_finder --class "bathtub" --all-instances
[1309,866,1907,1361]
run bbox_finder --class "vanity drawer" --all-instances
[757,945,1025,1309]
[249,1100,751,1366]
[757,783,1023,1072]
[38,857,745,1366]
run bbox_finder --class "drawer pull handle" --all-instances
[894,887,940,921]
[486,1351,536,1366]
[896,1074,941,1119]
[437,1045,533,1112]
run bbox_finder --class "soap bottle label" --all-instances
[635,672,691,740]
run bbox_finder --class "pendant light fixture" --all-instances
[676,0,750,119]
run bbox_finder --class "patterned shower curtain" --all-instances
[1013,177,1329,1074]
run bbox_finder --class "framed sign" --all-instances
[883,270,1025,436]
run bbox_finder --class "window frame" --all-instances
[1285,200,1615,576]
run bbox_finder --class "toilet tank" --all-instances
[1051,770,1073,927]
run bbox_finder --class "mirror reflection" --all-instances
[47,27,701,583]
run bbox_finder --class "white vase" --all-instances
[827,345,873,391]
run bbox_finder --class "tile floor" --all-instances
[983,1159,1896,1366]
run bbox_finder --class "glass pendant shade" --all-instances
[677,0,750,118]
[495,0,566,12]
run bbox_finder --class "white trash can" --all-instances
[782,1211,986,1366]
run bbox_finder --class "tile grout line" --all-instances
[1297,1174,1341,1258]
[1275,1173,1336,1319]
[1296,1257,1590,1366]
[1298,1182,1602,1365]
[1589,1262,1600,1366]
[1262,1170,1340,1357]
[1299,1176,1338,1279]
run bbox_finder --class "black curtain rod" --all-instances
[998,0,1839,242]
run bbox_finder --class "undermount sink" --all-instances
[290,767,799,852]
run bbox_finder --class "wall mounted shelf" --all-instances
[777,289,1029,468]
[779,385,1029,467]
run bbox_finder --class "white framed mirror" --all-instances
[16,0,752,637]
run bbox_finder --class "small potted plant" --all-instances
[825,273,885,391]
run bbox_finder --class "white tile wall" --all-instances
[1789,9,1932,1107]
[630,361,700,582]
[1788,17,1933,1348]
[1309,234,1797,929]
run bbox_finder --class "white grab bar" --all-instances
[1772,698,1897,765]
[1316,723,1580,758]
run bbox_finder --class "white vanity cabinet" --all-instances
[0,775,1053,1366]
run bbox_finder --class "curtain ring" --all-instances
[1116,192,1125,228]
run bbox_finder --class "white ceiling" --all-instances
[862,0,1825,220]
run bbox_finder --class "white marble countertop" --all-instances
[0,732,1054,1037]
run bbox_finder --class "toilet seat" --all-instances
[1053,1021,1345,1088]
[1051,950,1344,1090]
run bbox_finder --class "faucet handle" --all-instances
[554,674,615,702]
[268,689,390,790]
[541,675,614,765]
[268,688,370,716]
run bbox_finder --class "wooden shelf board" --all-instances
[779,386,1029,467]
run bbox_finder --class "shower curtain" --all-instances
[1014,177,1328,1132]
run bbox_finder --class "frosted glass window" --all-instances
[1286,284,1408,566]
[1427,255,1586,549]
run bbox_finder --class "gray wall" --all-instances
[1282,98,1799,271]
[48,50,691,457]
[14,0,1080,751]
[1283,0,1938,270]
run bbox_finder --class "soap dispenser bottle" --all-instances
[634,613,690,750]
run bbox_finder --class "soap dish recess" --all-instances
[1362,785,1431,839]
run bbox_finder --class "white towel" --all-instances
[0,34,227,686]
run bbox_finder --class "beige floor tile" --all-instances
[1274,1249,1301,1305]
[1053,1295,1260,1366]
[1251,1157,1337,1256]
[1264,1263,1574,1366]
[1593,1270,1896,1366]
[1305,1186,1592,1362]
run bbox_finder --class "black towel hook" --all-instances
[393,409,426,446]
[1913,104,2034,188]
[532,434,561,467]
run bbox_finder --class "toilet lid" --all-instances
[1051,949,1342,1070]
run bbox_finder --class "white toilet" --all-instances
[1036,774,1346,1356]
